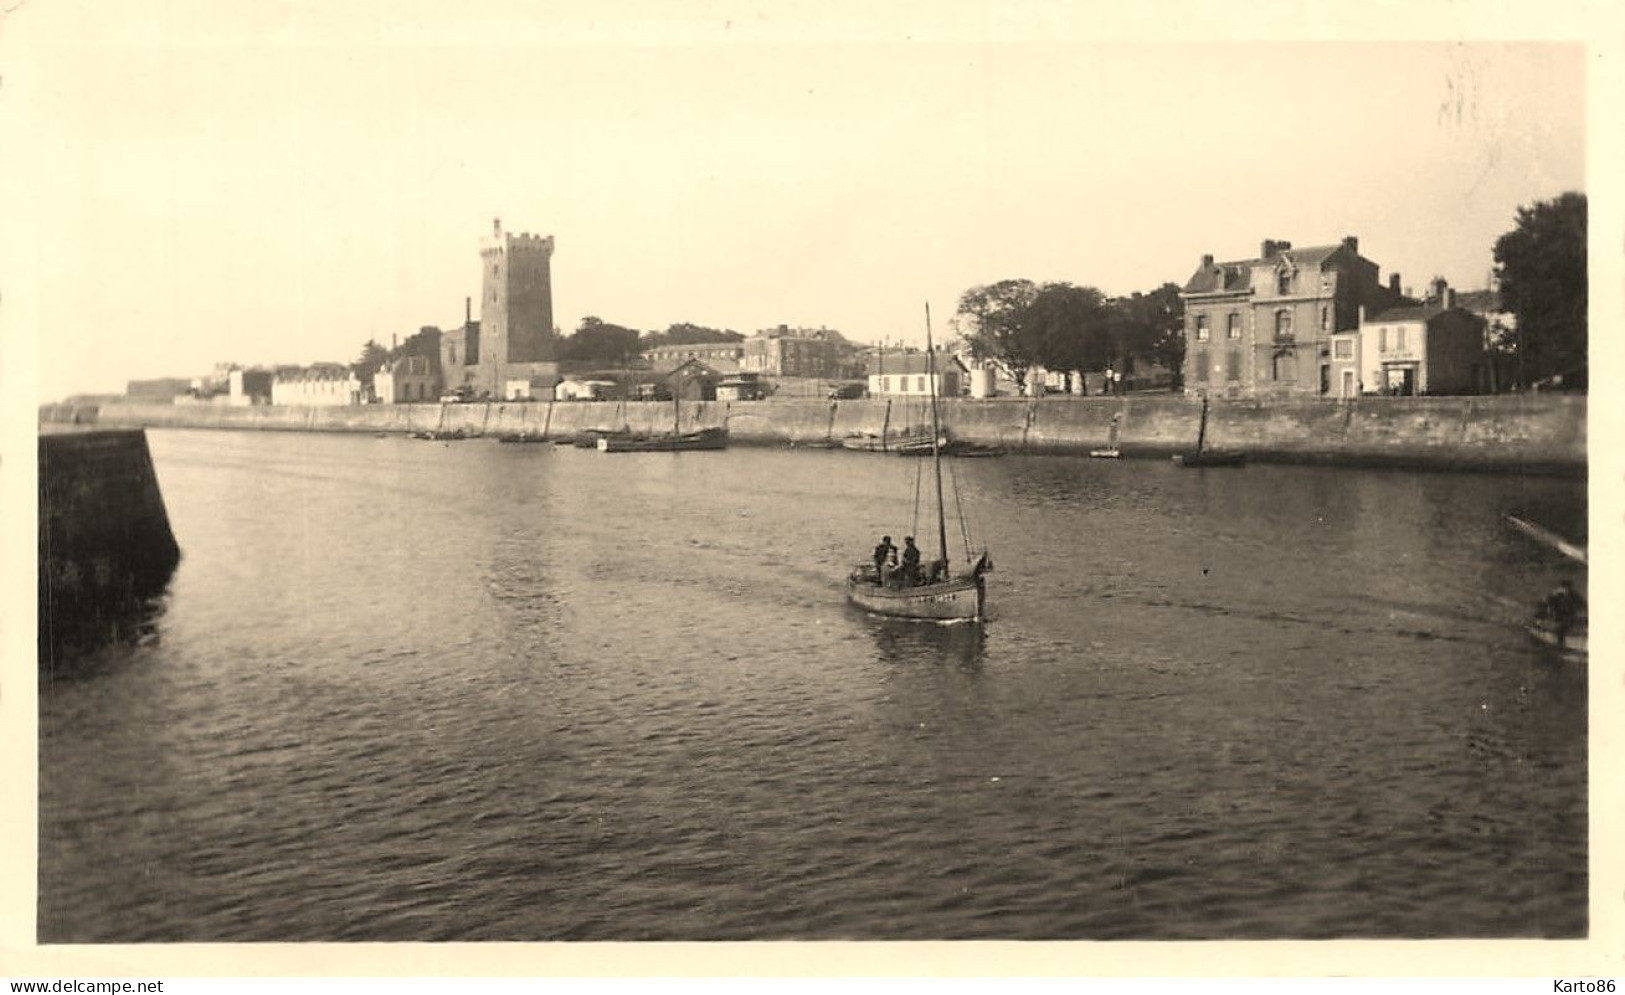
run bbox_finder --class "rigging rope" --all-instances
[911,458,923,541]
[947,456,973,564]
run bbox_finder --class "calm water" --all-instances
[39,428,1587,941]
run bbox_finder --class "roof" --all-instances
[1181,242,1349,295]
[1182,261,1252,294]
[867,352,968,376]
[1452,289,1502,313]
[1365,305,1448,323]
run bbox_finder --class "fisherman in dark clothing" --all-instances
[1541,578,1586,646]
[872,535,897,585]
[898,536,921,587]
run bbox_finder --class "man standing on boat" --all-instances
[1541,578,1585,647]
[898,537,921,587]
[872,535,897,585]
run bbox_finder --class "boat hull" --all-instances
[841,432,936,453]
[845,573,985,622]
[1527,619,1587,659]
[597,428,728,452]
[1173,451,1246,467]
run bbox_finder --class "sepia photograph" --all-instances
[5,0,1620,980]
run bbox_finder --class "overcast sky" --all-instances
[3,3,1594,400]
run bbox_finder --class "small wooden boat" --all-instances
[597,426,727,452]
[845,305,992,623]
[1527,617,1587,660]
[411,428,474,441]
[892,435,953,457]
[497,431,549,444]
[1172,450,1246,467]
[1507,515,1587,564]
[945,442,1004,458]
[842,430,936,453]
[1173,396,1245,467]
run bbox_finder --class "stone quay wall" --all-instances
[39,428,182,658]
[47,393,1586,476]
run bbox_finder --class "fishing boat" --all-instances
[1172,396,1245,467]
[845,305,992,623]
[598,426,727,452]
[894,437,1003,458]
[596,391,728,453]
[842,429,937,453]
[1090,412,1122,459]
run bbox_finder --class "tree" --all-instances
[955,279,1040,385]
[1026,283,1110,388]
[1107,283,1185,390]
[352,339,389,385]
[564,316,640,366]
[1493,192,1586,389]
[641,323,744,350]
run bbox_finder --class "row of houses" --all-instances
[1179,237,1507,398]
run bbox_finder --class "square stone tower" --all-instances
[478,219,556,387]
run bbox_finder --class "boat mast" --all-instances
[1196,394,1209,454]
[925,303,949,572]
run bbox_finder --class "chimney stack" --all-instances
[465,296,472,326]
[1443,287,1456,310]
[1388,274,1401,294]
[1201,253,1214,269]
[1431,276,1449,302]
[1342,235,1358,254]
[1261,240,1276,258]
[492,217,501,236]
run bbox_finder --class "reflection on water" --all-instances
[38,431,1587,941]
[864,614,987,671]
[40,591,172,675]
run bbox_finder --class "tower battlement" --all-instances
[482,218,554,255]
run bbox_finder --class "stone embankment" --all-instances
[45,393,1586,476]
[39,428,182,660]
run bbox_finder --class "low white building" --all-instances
[554,379,619,401]
[1357,288,1488,396]
[866,352,967,398]
[272,364,363,406]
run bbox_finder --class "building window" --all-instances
[1193,350,1209,383]
[1227,313,1240,339]
[1333,339,1353,360]
[1378,328,1388,353]
[1320,306,1329,332]
[882,376,890,393]
[1195,315,1210,342]
[1226,349,1241,381]
[1275,310,1292,341]
[1277,269,1292,295]
[1274,351,1297,381]
[916,376,926,393]
[1396,327,1407,350]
